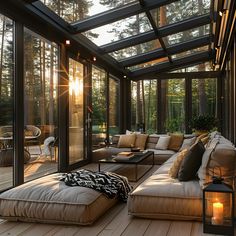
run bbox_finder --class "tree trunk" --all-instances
[49,45,54,125]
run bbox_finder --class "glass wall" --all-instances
[162,79,185,133]
[192,78,217,117]
[24,28,58,182]
[109,76,120,137]
[0,14,14,191]
[69,58,84,164]
[92,66,107,149]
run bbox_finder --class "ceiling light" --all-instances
[65,40,70,45]
[93,56,96,61]
[123,75,127,79]
[219,11,223,17]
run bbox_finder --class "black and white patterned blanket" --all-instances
[60,169,132,202]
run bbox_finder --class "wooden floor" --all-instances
[0,163,235,236]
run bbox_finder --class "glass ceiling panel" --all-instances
[40,0,138,23]
[171,45,209,59]
[150,0,210,27]
[171,62,213,72]
[128,57,169,71]
[109,39,161,61]
[163,24,210,46]
[83,13,152,46]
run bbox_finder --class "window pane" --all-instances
[151,0,210,27]
[83,13,152,46]
[24,28,58,182]
[131,81,137,131]
[171,62,213,72]
[171,45,209,60]
[69,58,84,164]
[92,66,107,149]
[109,76,120,137]
[192,78,217,117]
[128,57,169,71]
[163,25,210,46]
[144,80,157,134]
[41,0,137,23]
[0,14,14,191]
[162,79,185,132]
[109,39,161,60]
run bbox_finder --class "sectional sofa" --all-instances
[128,132,236,220]
[92,133,196,164]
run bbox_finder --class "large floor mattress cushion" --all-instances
[0,173,118,225]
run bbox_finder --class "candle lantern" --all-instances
[203,177,234,235]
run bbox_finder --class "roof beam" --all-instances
[101,14,211,53]
[120,35,212,67]
[130,51,213,78]
[71,0,179,33]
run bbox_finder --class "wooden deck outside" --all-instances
[0,163,235,236]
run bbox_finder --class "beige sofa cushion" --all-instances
[168,133,184,151]
[179,137,196,151]
[117,134,136,148]
[134,134,148,150]
[128,157,202,220]
[0,173,117,225]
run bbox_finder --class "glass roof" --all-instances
[163,24,210,46]
[40,0,138,23]
[109,39,161,61]
[35,0,213,76]
[128,57,169,71]
[150,0,210,27]
[171,45,209,59]
[83,13,152,46]
[171,62,213,72]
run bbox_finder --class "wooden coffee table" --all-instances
[98,151,154,181]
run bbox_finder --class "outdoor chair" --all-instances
[24,125,42,155]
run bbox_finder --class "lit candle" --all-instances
[212,202,224,225]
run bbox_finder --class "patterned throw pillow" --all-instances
[169,149,189,178]
[117,134,136,148]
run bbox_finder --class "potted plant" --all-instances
[190,115,218,134]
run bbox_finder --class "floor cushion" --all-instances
[0,173,118,225]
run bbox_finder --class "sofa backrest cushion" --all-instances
[168,133,184,151]
[198,137,236,188]
[117,134,136,148]
[155,136,171,150]
[179,137,197,151]
[178,141,205,181]
[168,148,189,178]
[134,134,148,150]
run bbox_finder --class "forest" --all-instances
[0,0,216,136]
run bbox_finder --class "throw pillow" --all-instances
[168,133,184,151]
[179,137,197,151]
[178,141,205,181]
[155,136,171,150]
[117,134,136,148]
[168,149,189,178]
[134,134,148,150]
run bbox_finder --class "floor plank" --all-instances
[0,222,34,236]
[167,221,192,236]
[121,218,151,236]
[17,224,57,236]
[98,205,132,236]
[73,203,124,236]
[51,226,81,236]
[191,222,216,236]
[144,220,171,236]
